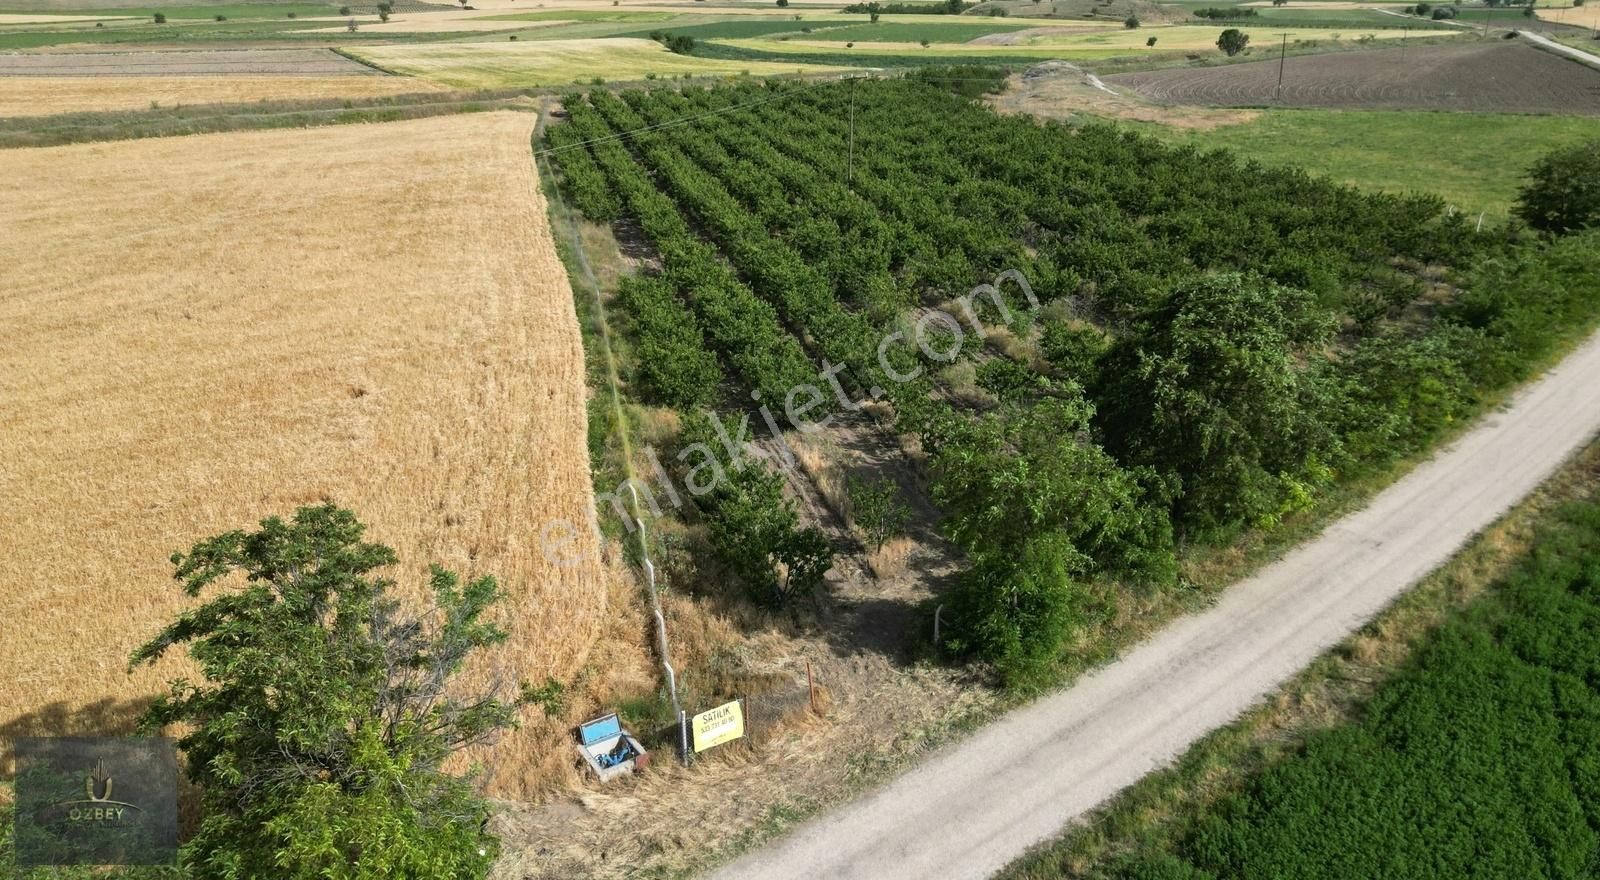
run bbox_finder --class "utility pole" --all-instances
[1275,33,1289,101]
[847,76,857,189]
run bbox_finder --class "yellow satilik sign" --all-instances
[691,700,745,753]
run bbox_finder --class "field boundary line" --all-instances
[533,101,680,719]
[330,46,409,78]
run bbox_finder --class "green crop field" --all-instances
[1004,490,1600,878]
[1121,109,1600,220]
[785,20,1035,41]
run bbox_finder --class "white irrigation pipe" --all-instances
[630,483,681,720]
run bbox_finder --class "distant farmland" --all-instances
[344,37,850,89]
[0,112,610,797]
[0,73,443,117]
[1108,41,1600,114]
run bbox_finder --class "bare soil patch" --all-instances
[989,60,1261,129]
[0,47,384,76]
[1106,40,1600,114]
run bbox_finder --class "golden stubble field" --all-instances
[0,111,645,797]
[0,74,445,118]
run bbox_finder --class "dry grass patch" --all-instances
[0,111,628,798]
[345,37,852,89]
[0,74,444,118]
[0,13,139,23]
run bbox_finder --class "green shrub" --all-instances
[846,474,911,551]
[1516,140,1600,234]
[944,534,1086,691]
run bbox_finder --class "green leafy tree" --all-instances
[1096,273,1336,536]
[153,11,165,22]
[943,534,1086,691]
[1217,27,1250,55]
[847,474,911,551]
[129,504,537,880]
[1515,139,1600,234]
[1039,321,1107,382]
[931,395,1177,585]
[692,450,835,605]
[1147,35,1158,46]
[1124,14,1141,27]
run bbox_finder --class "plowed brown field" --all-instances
[1107,41,1600,114]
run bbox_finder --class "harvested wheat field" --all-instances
[345,37,850,89]
[1538,3,1600,30]
[0,47,380,76]
[0,74,444,117]
[0,111,638,797]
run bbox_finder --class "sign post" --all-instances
[689,700,746,755]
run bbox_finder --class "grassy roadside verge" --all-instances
[998,439,1600,879]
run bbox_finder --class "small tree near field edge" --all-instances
[1217,28,1250,55]
[129,503,548,879]
[847,474,911,552]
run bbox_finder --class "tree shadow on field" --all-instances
[0,696,155,781]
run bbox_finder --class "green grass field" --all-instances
[785,20,1034,41]
[613,17,872,40]
[1121,109,1599,219]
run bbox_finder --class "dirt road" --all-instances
[1519,29,1600,71]
[709,328,1600,880]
